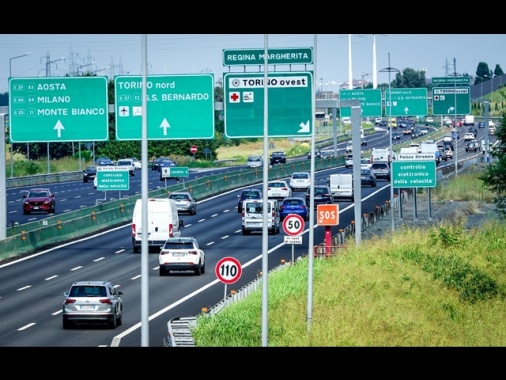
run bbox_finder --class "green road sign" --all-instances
[162,167,189,178]
[432,77,471,85]
[339,89,382,117]
[96,167,130,191]
[224,72,313,138]
[114,74,215,140]
[223,47,313,66]
[385,88,428,116]
[392,160,436,188]
[432,87,471,115]
[9,77,108,143]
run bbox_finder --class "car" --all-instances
[306,185,333,207]
[128,157,142,170]
[360,157,372,169]
[360,168,377,187]
[443,135,453,142]
[437,145,448,161]
[62,280,123,329]
[158,159,178,180]
[270,151,287,165]
[116,158,136,176]
[289,171,311,192]
[279,196,309,221]
[341,117,351,125]
[168,191,197,215]
[468,127,478,138]
[463,132,476,141]
[374,117,382,125]
[307,150,322,160]
[158,237,205,276]
[419,127,429,135]
[392,132,401,140]
[267,180,292,200]
[345,154,353,168]
[22,188,55,214]
[465,140,480,153]
[151,156,168,171]
[444,146,453,159]
[95,156,113,166]
[489,124,497,136]
[345,142,353,154]
[370,161,391,181]
[361,138,367,147]
[379,120,387,127]
[478,121,485,128]
[425,117,434,123]
[246,155,263,169]
[237,188,262,213]
[319,150,334,159]
[82,166,97,183]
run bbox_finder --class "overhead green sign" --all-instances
[385,88,428,117]
[339,89,382,117]
[432,77,471,85]
[9,77,108,143]
[432,87,471,115]
[224,72,313,138]
[392,160,436,188]
[96,167,130,191]
[114,74,215,140]
[223,47,313,66]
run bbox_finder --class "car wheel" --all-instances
[83,178,88,183]
[23,210,30,215]
[117,313,122,327]
[194,262,202,276]
[201,262,205,274]
[109,314,117,329]
[133,246,140,253]
[62,318,72,329]
[159,267,165,276]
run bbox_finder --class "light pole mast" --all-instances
[379,53,400,232]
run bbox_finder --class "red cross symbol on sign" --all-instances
[230,92,240,102]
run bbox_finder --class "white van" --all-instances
[327,174,354,201]
[131,198,183,253]
[241,199,280,235]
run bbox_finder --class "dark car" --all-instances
[306,185,334,207]
[468,127,478,138]
[308,150,322,159]
[237,188,262,213]
[23,188,56,214]
[279,197,309,221]
[95,156,113,167]
[270,151,287,165]
[151,156,167,171]
[478,121,485,128]
[465,140,480,152]
[361,138,367,147]
[159,159,178,180]
[392,132,401,140]
[83,166,97,183]
[379,120,387,127]
[360,168,377,187]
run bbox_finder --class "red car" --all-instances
[23,188,56,215]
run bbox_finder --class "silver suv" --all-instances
[370,161,391,181]
[62,280,123,329]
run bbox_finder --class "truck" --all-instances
[463,115,475,126]
[327,174,354,201]
[371,148,391,163]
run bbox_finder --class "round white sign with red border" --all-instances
[282,213,305,236]
[190,145,198,154]
[215,256,242,284]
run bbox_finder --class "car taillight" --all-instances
[132,223,137,234]
[169,223,173,237]
[64,299,76,304]
[188,250,198,255]
[99,299,112,304]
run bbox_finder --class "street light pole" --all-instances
[379,53,400,232]
[9,52,32,178]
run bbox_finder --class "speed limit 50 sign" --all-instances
[215,257,242,285]
[317,204,339,226]
[282,214,305,236]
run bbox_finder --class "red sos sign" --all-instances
[317,204,339,226]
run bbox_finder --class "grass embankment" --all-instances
[192,167,506,346]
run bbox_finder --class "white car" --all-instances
[159,237,205,276]
[289,171,311,192]
[267,180,292,200]
[464,132,475,141]
[345,154,353,168]
[246,155,263,169]
[129,157,142,170]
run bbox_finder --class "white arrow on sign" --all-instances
[160,118,171,135]
[53,120,65,138]
[298,120,310,133]
[448,106,455,113]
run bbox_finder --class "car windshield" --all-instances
[29,190,49,197]
[293,173,309,179]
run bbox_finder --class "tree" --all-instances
[392,68,427,88]
[494,64,504,77]
[475,62,491,84]
[480,111,506,219]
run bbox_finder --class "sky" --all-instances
[1,34,505,94]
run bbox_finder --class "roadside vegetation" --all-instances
[192,167,506,346]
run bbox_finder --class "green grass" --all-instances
[191,167,506,347]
